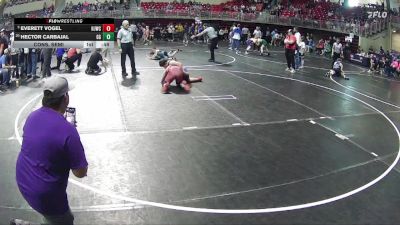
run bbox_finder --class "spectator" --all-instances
[14,76,88,225]
[298,36,306,69]
[0,48,11,88]
[27,48,38,79]
[293,27,301,69]
[41,48,53,77]
[0,29,9,56]
[241,25,249,45]
[65,48,82,72]
[52,48,66,71]
[232,24,242,54]
[284,29,296,73]
[253,26,262,39]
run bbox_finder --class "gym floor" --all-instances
[0,41,400,225]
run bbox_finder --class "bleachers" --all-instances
[141,0,262,13]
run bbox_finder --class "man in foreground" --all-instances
[14,76,88,225]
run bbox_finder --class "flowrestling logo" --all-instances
[367,11,388,19]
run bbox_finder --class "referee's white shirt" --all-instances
[332,43,342,54]
[117,27,133,44]
[199,27,217,39]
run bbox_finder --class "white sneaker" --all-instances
[245,51,249,55]
[228,47,233,50]
[299,66,304,69]
[290,69,295,73]
[285,68,290,71]
[368,70,372,73]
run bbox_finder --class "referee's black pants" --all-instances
[209,37,218,61]
[332,52,341,67]
[121,42,136,74]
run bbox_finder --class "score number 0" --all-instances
[102,24,115,32]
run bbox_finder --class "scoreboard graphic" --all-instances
[13,18,115,48]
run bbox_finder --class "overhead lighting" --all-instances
[348,0,359,7]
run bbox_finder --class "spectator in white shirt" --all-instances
[298,37,306,69]
[293,27,301,69]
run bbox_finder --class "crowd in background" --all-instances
[0,29,87,91]
[4,0,43,7]
[3,3,55,18]
[357,46,400,76]
[62,0,130,14]
[112,21,400,77]
[0,0,399,92]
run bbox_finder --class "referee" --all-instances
[117,20,139,78]
[191,24,218,62]
[331,38,343,67]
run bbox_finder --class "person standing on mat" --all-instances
[284,29,296,73]
[117,20,139,78]
[14,76,88,225]
[331,38,343,67]
[51,48,66,71]
[293,27,301,69]
[191,24,218,62]
[41,48,53,78]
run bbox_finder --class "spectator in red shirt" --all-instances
[284,29,296,73]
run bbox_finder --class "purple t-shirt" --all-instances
[16,107,88,215]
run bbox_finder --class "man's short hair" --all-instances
[159,59,169,67]
[42,90,65,109]
[122,20,129,26]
